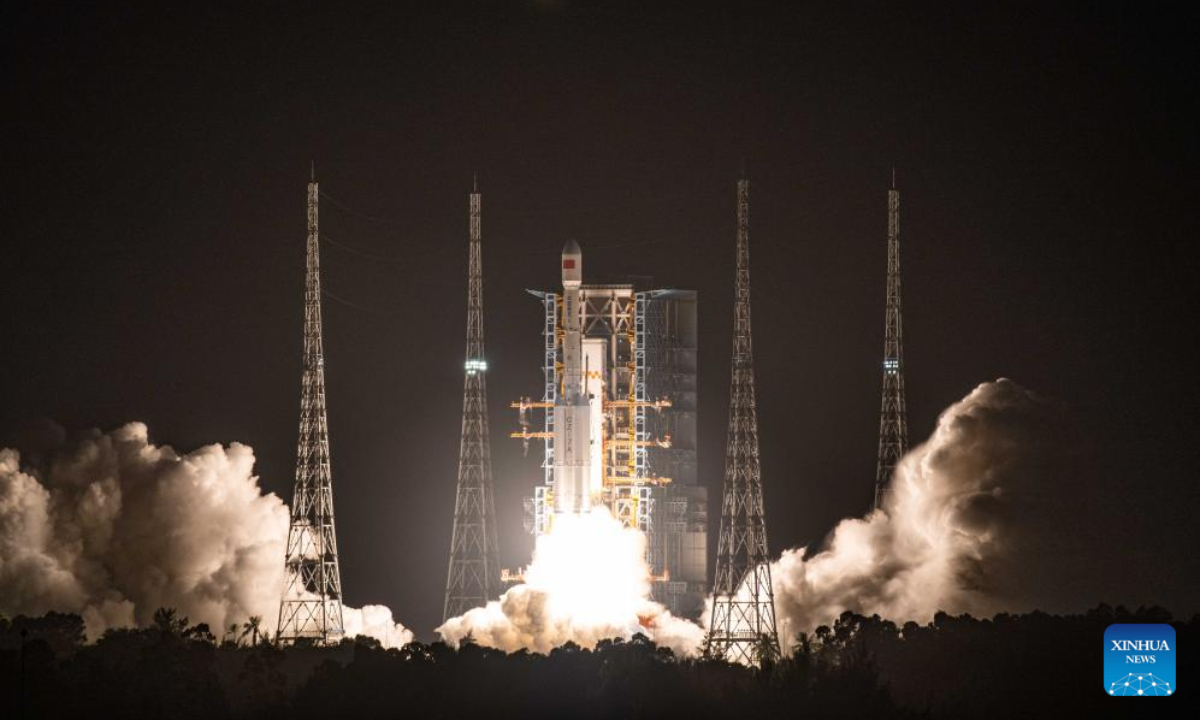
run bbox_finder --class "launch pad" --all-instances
[511,242,707,618]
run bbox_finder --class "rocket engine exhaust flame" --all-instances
[438,507,704,655]
[0,422,412,648]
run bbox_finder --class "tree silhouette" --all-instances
[0,605,1193,718]
[224,623,241,647]
[240,616,263,648]
[152,607,189,636]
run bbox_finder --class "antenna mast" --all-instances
[707,176,781,664]
[874,173,909,509]
[278,174,346,644]
[444,179,503,620]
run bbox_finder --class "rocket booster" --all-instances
[553,240,592,516]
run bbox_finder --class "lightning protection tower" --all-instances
[277,171,346,644]
[443,178,503,621]
[873,173,908,510]
[707,175,780,665]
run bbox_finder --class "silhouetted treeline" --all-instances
[1,605,1193,719]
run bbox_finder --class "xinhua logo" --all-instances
[1104,624,1176,696]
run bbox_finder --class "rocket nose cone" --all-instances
[562,239,582,282]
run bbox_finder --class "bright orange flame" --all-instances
[439,508,702,655]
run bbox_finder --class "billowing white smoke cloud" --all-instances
[0,422,411,647]
[771,379,1095,648]
[438,508,704,656]
[0,423,286,637]
[343,604,414,648]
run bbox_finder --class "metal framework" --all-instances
[520,290,558,536]
[444,180,503,621]
[633,291,654,480]
[541,291,559,490]
[514,286,672,539]
[874,174,909,510]
[632,290,669,545]
[278,174,345,645]
[512,274,704,615]
[707,177,780,665]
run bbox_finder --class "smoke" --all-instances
[771,379,1097,648]
[343,604,414,648]
[438,508,704,656]
[0,380,1098,656]
[0,422,412,647]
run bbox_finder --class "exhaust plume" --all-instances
[771,379,1098,647]
[438,508,704,656]
[0,422,411,647]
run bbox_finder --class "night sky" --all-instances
[6,2,1198,638]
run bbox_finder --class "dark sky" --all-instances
[6,2,1198,638]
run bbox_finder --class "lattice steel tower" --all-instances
[707,176,780,664]
[874,172,909,510]
[443,178,502,621]
[277,172,345,644]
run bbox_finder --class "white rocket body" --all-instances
[553,240,592,516]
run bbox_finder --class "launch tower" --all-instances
[512,246,707,618]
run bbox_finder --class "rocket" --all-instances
[553,239,592,516]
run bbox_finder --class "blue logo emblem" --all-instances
[1104,624,1175,696]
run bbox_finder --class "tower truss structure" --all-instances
[511,281,706,616]
[707,177,780,664]
[444,180,503,621]
[277,174,345,645]
[874,175,908,510]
